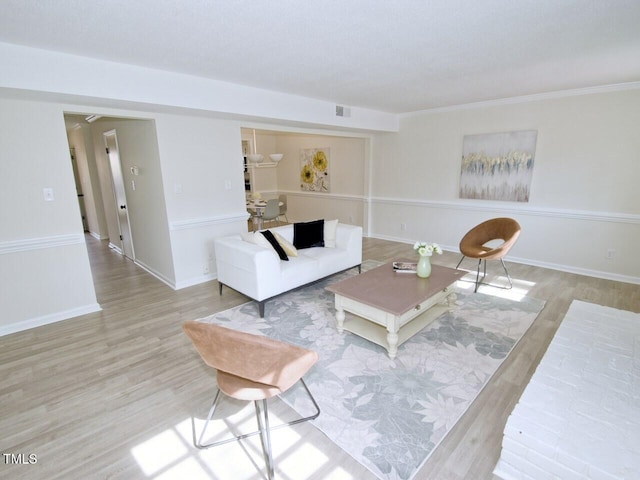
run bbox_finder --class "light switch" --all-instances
[225,179,232,190]
[174,183,183,194]
[43,187,55,202]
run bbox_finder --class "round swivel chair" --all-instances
[455,217,521,292]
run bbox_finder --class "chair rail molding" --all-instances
[169,212,250,231]
[281,190,366,203]
[0,233,85,255]
[370,197,640,224]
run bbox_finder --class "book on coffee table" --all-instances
[392,261,417,273]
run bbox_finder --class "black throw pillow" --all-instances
[293,219,325,249]
[260,230,289,261]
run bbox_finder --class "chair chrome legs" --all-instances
[475,259,483,292]
[255,399,274,480]
[455,256,514,292]
[192,379,320,477]
[499,258,514,289]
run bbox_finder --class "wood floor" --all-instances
[1,235,638,480]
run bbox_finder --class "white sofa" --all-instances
[214,222,363,317]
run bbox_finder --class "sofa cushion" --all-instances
[260,230,288,261]
[300,246,349,275]
[279,255,320,283]
[293,219,325,249]
[324,219,338,248]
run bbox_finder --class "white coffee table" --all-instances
[326,261,466,358]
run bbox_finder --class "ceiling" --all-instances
[2,0,640,114]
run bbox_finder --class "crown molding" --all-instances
[402,81,640,117]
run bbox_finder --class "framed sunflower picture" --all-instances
[300,148,330,192]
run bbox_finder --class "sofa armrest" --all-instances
[214,236,282,301]
[335,224,363,266]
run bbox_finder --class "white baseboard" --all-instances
[0,303,102,337]
[134,259,177,290]
[108,243,122,255]
[370,233,640,285]
[174,273,217,290]
[132,260,217,290]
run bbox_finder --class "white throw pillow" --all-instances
[324,219,339,248]
[241,231,271,249]
[273,231,298,257]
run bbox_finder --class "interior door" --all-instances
[104,131,135,260]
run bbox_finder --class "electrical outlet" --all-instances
[606,249,615,260]
[400,223,407,232]
[203,264,210,274]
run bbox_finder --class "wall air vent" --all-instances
[335,105,351,117]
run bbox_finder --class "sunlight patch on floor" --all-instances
[456,275,535,301]
[279,439,330,477]
[131,430,189,476]
[154,458,210,480]
[131,403,357,479]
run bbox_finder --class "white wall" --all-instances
[154,114,249,289]
[0,97,254,333]
[273,133,368,226]
[0,98,100,335]
[88,118,175,285]
[370,89,640,283]
[2,72,638,336]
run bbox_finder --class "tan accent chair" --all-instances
[456,217,521,292]
[182,321,320,479]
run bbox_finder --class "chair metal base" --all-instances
[455,256,514,293]
[192,379,320,479]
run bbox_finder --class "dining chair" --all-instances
[278,194,288,223]
[455,217,521,292]
[182,321,320,479]
[261,198,280,227]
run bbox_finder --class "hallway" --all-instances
[85,234,245,315]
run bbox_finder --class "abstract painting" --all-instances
[300,148,330,192]
[459,130,537,202]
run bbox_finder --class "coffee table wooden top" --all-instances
[326,261,466,316]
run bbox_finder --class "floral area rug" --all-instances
[198,261,545,480]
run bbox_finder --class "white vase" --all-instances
[416,255,432,278]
